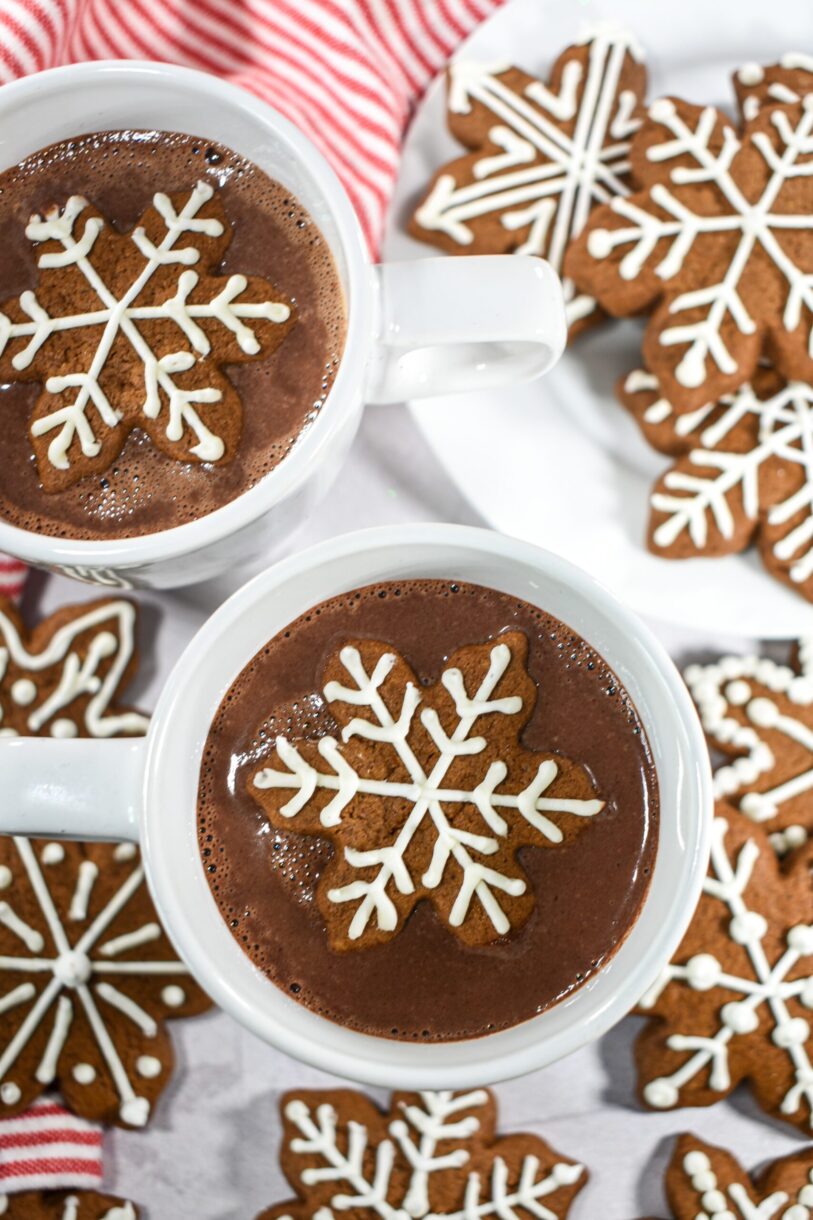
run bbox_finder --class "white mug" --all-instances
[0,524,713,1088]
[0,61,565,590]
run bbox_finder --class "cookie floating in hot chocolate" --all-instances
[0,130,346,538]
[198,579,659,1041]
[251,631,604,951]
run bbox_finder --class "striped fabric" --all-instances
[0,1098,103,1194]
[0,0,502,603]
[0,0,503,252]
[0,557,26,602]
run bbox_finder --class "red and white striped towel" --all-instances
[0,0,503,604]
[0,1099,104,1195]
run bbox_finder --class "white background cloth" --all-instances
[27,402,802,1219]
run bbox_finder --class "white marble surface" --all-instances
[23,401,799,1220]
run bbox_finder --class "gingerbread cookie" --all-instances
[0,1192,138,1219]
[636,802,813,1132]
[0,836,211,1127]
[410,28,646,334]
[0,182,294,491]
[250,632,604,950]
[257,1088,586,1220]
[0,597,148,739]
[685,640,813,854]
[618,365,813,600]
[654,1132,813,1219]
[566,84,813,411]
[735,54,813,121]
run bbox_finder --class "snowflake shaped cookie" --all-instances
[0,1192,138,1219]
[566,85,813,410]
[0,597,148,739]
[250,632,604,949]
[618,366,813,600]
[257,1088,586,1220]
[685,640,813,854]
[636,804,813,1132]
[655,1133,813,1220]
[0,837,211,1127]
[0,181,294,490]
[409,28,646,333]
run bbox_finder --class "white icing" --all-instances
[161,984,186,1008]
[10,678,36,706]
[68,859,98,920]
[624,370,813,584]
[284,1091,584,1220]
[737,62,765,86]
[113,843,138,862]
[685,641,813,847]
[254,641,603,941]
[135,1054,162,1078]
[0,600,150,737]
[417,29,644,327]
[586,97,813,390]
[50,718,78,739]
[640,817,813,1121]
[783,53,813,73]
[0,1083,20,1105]
[1,181,291,471]
[41,842,65,865]
[0,867,11,891]
[0,837,192,1125]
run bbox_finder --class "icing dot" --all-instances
[0,1083,20,1105]
[72,1063,96,1085]
[773,1017,810,1048]
[113,843,138,862]
[54,950,92,989]
[650,97,676,121]
[725,680,751,706]
[0,868,11,891]
[748,697,780,728]
[120,1096,150,1127]
[701,1190,727,1212]
[784,1205,809,1220]
[785,825,808,849]
[692,1170,717,1192]
[40,843,65,865]
[737,62,765,85]
[799,1184,813,1205]
[643,1078,677,1108]
[95,631,118,658]
[50,719,78,739]
[740,792,776,820]
[729,911,767,944]
[788,925,813,955]
[0,729,18,738]
[161,985,185,1008]
[721,1000,759,1034]
[10,679,36,706]
[587,229,613,259]
[136,1055,162,1079]
[685,953,721,990]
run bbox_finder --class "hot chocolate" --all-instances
[197,580,659,1041]
[0,130,345,539]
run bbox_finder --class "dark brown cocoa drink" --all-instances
[197,580,659,1041]
[0,130,345,539]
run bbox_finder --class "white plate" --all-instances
[383,0,813,639]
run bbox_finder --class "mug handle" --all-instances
[365,255,567,404]
[0,737,144,841]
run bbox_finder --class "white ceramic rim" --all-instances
[0,59,370,570]
[141,522,712,1087]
